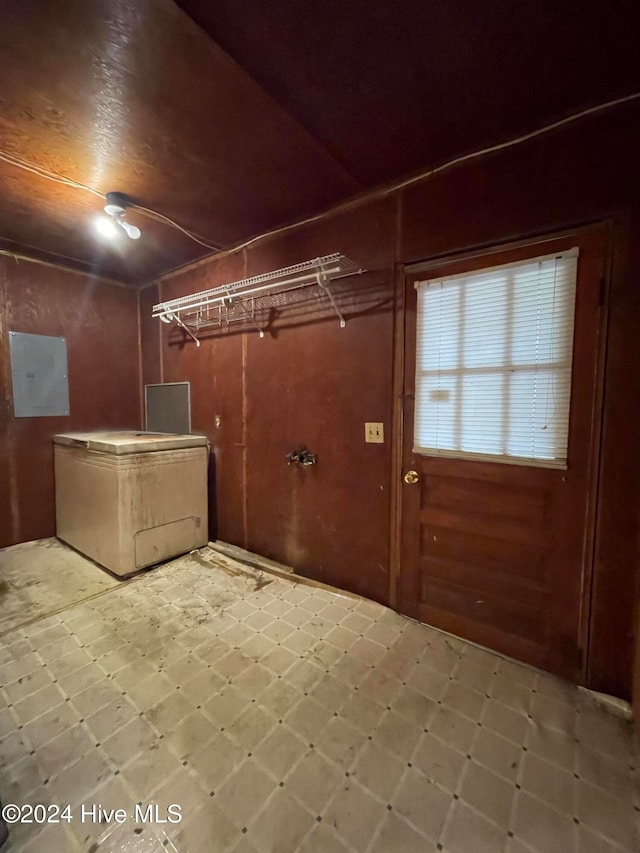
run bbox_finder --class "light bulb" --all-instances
[94,216,118,240]
[119,219,141,240]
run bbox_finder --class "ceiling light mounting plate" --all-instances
[101,191,141,240]
[103,191,130,217]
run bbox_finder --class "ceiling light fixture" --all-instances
[101,191,141,240]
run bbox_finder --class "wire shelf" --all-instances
[152,254,364,344]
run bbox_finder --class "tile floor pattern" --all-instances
[0,546,638,852]
[0,538,119,635]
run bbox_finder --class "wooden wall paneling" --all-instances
[159,253,248,547]
[400,102,640,264]
[139,284,162,392]
[242,197,396,602]
[0,260,14,543]
[0,259,140,546]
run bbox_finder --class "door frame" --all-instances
[388,220,612,688]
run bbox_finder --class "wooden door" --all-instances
[398,229,607,681]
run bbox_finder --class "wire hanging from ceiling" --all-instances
[129,203,223,251]
[0,90,638,267]
[232,91,640,255]
[0,150,104,198]
[0,149,223,251]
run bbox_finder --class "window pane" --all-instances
[463,275,508,367]
[512,260,576,366]
[415,373,457,450]
[417,281,460,372]
[460,373,504,455]
[507,369,571,460]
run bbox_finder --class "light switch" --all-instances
[365,422,384,443]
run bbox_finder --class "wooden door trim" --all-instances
[391,220,612,685]
[582,219,614,688]
[389,194,405,610]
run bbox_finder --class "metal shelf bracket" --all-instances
[316,271,346,329]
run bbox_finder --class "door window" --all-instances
[414,249,578,467]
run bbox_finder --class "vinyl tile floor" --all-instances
[0,542,638,852]
[0,538,119,635]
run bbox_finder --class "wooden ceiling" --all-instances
[0,0,638,283]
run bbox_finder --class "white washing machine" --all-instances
[54,431,208,577]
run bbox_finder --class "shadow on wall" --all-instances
[163,271,393,347]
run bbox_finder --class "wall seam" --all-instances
[2,261,20,541]
[136,289,144,428]
[241,248,249,548]
[0,249,130,288]
[158,280,165,384]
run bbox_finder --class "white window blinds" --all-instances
[414,249,578,467]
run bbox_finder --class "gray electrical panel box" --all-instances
[9,331,70,418]
[145,382,191,434]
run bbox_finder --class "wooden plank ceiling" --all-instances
[0,0,638,283]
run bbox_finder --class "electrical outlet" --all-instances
[365,422,384,443]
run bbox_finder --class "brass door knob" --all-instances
[403,470,419,484]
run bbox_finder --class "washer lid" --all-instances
[53,430,207,454]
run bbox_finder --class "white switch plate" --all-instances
[365,422,384,443]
